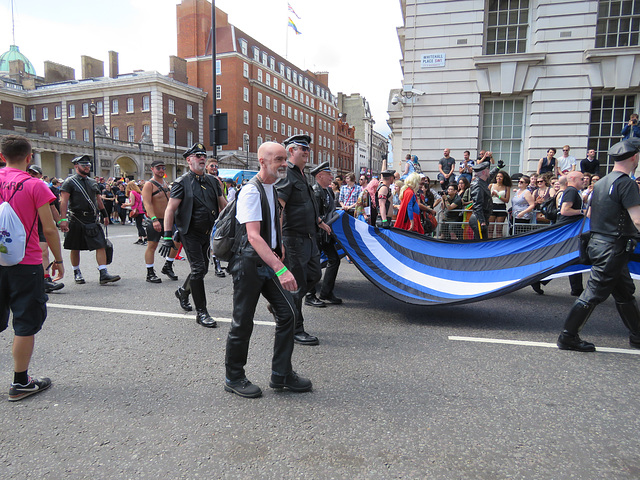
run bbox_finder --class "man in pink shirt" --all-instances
[0,135,64,401]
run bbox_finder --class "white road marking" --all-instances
[449,335,640,355]
[48,303,276,326]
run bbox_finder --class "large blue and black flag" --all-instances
[331,211,617,306]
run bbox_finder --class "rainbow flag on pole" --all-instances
[288,17,301,35]
[288,3,301,19]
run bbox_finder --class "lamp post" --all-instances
[172,118,178,180]
[243,133,249,169]
[89,102,97,176]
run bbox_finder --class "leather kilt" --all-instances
[64,213,106,251]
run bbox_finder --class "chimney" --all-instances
[81,55,104,79]
[108,51,119,78]
[44,61,75,83]
[169,56,188,84]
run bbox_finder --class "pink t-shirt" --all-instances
[0,167,55,265]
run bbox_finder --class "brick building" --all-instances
[336,117,356,176]
[177,0,340,171]
[0,48,206,180]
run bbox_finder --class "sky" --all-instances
[0,0,404,137]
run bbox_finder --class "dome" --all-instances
[0,45,36,75]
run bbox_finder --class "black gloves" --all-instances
[158,231,175,257]
[497,160,505,169]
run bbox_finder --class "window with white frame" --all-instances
[311,98,314,109]
[261,52,267,65]
[310,117,314,127]
[42,107,49,121]
[273,78,278,90]
[485,0,529,55]
[258,114,263,128]
[216,85,221,100]
[187,130,194,146]
[588,93,638,172]
[83,129,90,142]
[243,110,249,125]
[258,69,263,83]
[305,113,309,125]
[281,83,286,94]
[288,106,292,118]
[257,136,263,150]
[243,87,249,102]
[127,125,135,143]
[288,86,292,98]
[240,39,248,56]
[266,96,271,110]
[29,108,35,121]
[596,0,640,48]
[269,57,275,70]
[286,67,291,80]
[266,73,271,86]
[112,127,119,140]
[294,109,298,121]
[266,116,271,130]
[480,98,525,173]
[281,103,286,116]
[273,119,278,132]
[112,99,119,114]
[127,98,134,113]
[167,98,174,114]
[143,124,150,136]
[294,90,298,101]
[288,125,292,136]
[55,131,62,138]
[281,123,285,135]
[96,101,103,115]
[253,47,260,61]
[292,71,297,84]
[258,92,263,106]
[169,126,176,146]
[243,62,249,78]
[187,104,193,119]
[142,96,150,111]
[279,63,285,76]
[55,105,61,119]
[69,129,76,140]
[69,104,76,118]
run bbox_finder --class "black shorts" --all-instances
[492,203,507,214]
[146,218,165,243]
[0,264,47,336]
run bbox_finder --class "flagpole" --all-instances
[285,4,289,59]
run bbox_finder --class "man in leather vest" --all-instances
[557,137,640,351]
[276,135,332,345]
[306,161,342,306]
[59,155,120,285]
[161,144,226,328]
[375,169,395,228]
[224,142,312,398]
[469,161,493,240]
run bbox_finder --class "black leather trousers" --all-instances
[579,234,635,306]
[181,229,210,280]
[225,250,297,382]
[309,239,340,298]
[282,234,322,333]
[468,214,488,240]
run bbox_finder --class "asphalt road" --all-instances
[1,222,639,479]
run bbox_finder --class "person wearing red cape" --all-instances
[394,172,424,234]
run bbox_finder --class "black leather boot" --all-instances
[191,278,217,328]
[146,267,162,284]
[175,275,192,311]
[615,300,640,348]
[99,268,121,285]
[161,260,178,281]
[214,257,226,278]
[557,300,596,352]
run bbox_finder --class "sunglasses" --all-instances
[194,153,207,158]
[297,146,310,152]
[154,165,166,170]
[537,180,545,183]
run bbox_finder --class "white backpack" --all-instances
[0,179,31,266]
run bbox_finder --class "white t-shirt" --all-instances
[558,155,576,173]
[226,186,237,202]
[236,182,277,248]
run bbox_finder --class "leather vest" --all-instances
[590,171,640,238]
[172,171,221,235]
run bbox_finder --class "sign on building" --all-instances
[421,53,446,68]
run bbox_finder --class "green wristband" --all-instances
[151,216,158,221]
[276,266,288,277]
[162,236,173,241]
[57,218,67,225]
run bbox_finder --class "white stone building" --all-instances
[388,0,640,176]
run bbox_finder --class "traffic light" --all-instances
[209,112,228,146]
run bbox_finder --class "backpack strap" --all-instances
[0,177,37,254]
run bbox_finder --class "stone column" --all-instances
[54,152,62,178]
[33,151,42,167]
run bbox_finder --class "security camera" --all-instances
[391,94,400,105]
[410,88,425,96]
